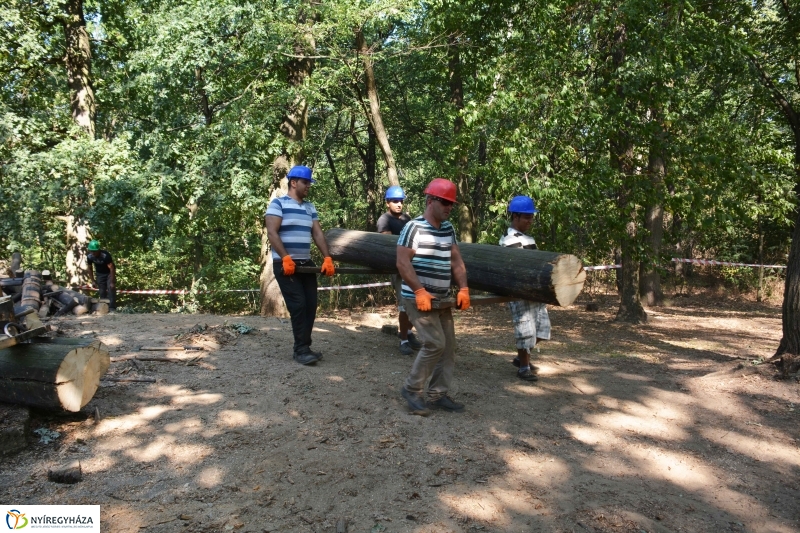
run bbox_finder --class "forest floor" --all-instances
[1,291,799,533]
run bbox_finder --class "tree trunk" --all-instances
[324,229,586,306]
[609,23,646,324]
[259,3,316,317]
[355,28,399,188]
[639,121,665,307]
[448,36,476,243]
[757,217,764,302]
[0,339,109,412]
[777,203,800,356]
[56,215,92,287]
[62,0,95,138]
[10,252,22,273]
[365,124,378,229]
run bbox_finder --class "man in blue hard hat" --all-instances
[266,165,336,366]
[500,195,551,382]
[377,185,421,356]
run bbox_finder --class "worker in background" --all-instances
[377,185,422,356]
[266,165,336,366]
[87,240,116,311]
[500,195,551,382]
[396,178,470,416]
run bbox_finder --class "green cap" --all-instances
[88,240,100,251]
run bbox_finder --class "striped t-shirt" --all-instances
[265,196,319,260]
[397,217,457,299]
[500,227,537,249]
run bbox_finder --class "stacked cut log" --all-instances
[0,260,108,317]
[1,261,111,413]
[324,228,586,306]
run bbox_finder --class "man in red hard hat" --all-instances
[396,178,470,416]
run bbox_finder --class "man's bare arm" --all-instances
[265,216,289,258]
[396,246,423,292]
[450,243,468,289]
[311,220,331,257]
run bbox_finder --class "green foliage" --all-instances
[0,0,795,314]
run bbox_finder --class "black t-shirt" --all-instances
[377,212,411,236]
[87,250,114,275]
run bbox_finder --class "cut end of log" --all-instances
[552,256,587,307]
[55,340,110,412]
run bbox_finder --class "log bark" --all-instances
[0,339,109,412]
[52,292,79,318]
[60,288,92,307]
[21,270,42,311]
[324,229,586,306]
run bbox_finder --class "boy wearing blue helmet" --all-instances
[377,185,421,355]
[500,195,551,381]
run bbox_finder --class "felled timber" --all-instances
[0,339,110,412]
[20,270,42,311]
[59,288,92,307]
[324,228,586,306]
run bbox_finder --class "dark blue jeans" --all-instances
[96,273,116,310]
[274,260,317,354]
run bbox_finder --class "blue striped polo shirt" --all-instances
[397,216,457,299]
[265,196,319,260]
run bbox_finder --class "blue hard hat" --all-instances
[385,185,406,200]
[508,195,538,214]
[287,165,315,183]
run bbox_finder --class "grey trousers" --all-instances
[402,298,456,401]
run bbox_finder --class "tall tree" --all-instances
[259,1,317,317]
[740,0,800,355]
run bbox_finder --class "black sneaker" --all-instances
[512,358,538,373]
[399,342,414,355]
[428,395,465,412]
[296,349,323,361]
[407,332,423,350]
[517,368,538,381]
[293,352,320,366]
[401,387,430,416]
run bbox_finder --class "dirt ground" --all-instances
[1,292,799,533]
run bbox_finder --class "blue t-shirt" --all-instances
[265,196,319,260]
[397,217,456,298]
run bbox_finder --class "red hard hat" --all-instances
[423,178,458,203]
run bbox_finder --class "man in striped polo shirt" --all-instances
[396,178,470,416]
[266,165,336,366]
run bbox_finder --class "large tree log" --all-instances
[0,339,109,412]
[21,270,42,311]
[324,229,586,306]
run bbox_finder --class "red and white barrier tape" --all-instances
[584,258,786,271]
[670,258,786,269]
[584,264,621,271]
[318,281,392,291]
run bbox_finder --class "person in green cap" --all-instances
[87,240,116,310]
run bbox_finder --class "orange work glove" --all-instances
[457,287,470,311]
[321,257,335,276]
[282,255,296,276]
[414,288,433,312]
